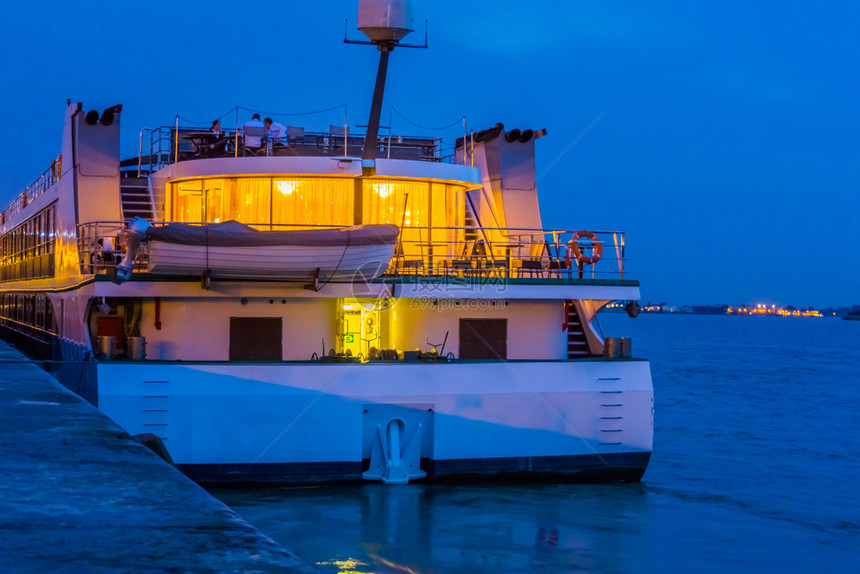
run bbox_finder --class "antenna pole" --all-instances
[362,43,393,174]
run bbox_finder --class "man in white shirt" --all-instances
[264,117,287,143]
[243,113,265,147]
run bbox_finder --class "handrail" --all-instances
[77,220,625,235]
[137,122,446,172]
[3,163,58,220]
[75,220,630,281]
[0,315,58,338]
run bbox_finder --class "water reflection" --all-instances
[211,315,860,573]
[213,482,654,573]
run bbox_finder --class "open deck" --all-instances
[77,221,628,282]
[133,125,446,175]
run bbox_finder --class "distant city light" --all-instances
[609,302,826,318]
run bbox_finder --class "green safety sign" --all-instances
[345,334,354,343]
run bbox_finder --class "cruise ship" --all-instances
[0,1,653,485]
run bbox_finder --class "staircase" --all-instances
[464,202,479,244]
[565,301,592,359]
[120,176,154,221]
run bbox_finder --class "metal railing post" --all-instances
[137,130,143,178]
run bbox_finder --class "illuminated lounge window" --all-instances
[170,177,354,227]
[168,177,467,253]
[206,178,270,225]
[272,178,352,226]
[362,179,466,265]
[173,181,203,222]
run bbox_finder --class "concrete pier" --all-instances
[0,341,315,573]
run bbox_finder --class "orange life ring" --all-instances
[566,230,603,266]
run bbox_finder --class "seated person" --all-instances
[208,120,228,155]
[242,114,265,148]
[264,117,287,144]
[210,119,224,138]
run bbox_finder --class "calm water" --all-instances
[212,314,860,573]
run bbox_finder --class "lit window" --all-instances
[276,180,299,195]
[372,183,395,197]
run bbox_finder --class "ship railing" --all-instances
[76,222,628,281]
[137,127,174,175]
[76,220,347,275]
[77,221,139,275]
[2,162,60,222]
[388,226,627,280]
[137,124,444,174]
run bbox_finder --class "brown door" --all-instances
[229,317,282,361]
[459,318,507,360]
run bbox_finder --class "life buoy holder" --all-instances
[566,230,603,266]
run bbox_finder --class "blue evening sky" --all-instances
[0,0,857,308]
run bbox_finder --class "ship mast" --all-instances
[351,0,416,175]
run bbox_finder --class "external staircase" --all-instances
[565,301,592,359]
[120,176,154,221]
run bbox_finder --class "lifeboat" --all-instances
[119,219,399,283]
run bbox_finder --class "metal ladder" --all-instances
[120,176,155,221]
[565,301,592,358]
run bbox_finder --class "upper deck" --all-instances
[0,109,637,301]
[133,124,450,176]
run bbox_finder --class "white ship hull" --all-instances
[148,241,395,281]
[97,359,653,483]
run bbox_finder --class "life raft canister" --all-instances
[566,230,603,266]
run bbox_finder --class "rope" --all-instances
[177,107,238,126]
[391,107,465,131]
[315,229,351,291]
[236,104,347,117]
[176,104,346,127]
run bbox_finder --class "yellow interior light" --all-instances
[372,183,395,197]
[276,180,299,195]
